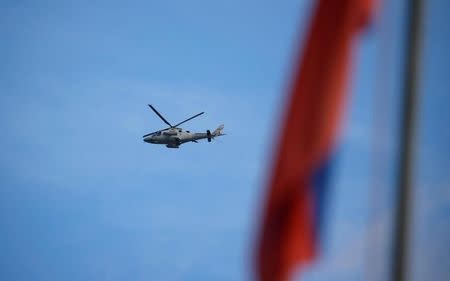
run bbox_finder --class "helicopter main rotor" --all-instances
[143,104,204,138]
[148,104,173,127]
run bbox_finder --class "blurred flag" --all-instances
[255,1,375,281]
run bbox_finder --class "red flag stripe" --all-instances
[255,1,375,281]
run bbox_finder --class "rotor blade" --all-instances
[148,104,172,127]
[173,112,204,127]
[142,126,171,138]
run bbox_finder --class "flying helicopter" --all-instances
[142,104,225,148]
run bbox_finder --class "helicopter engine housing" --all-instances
[163,129,178,136]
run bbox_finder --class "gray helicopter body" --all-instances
[142,105,224,148]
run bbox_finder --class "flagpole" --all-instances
[391,0,424,280]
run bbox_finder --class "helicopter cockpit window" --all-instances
[186,130,190,133]
[156,132,161,136]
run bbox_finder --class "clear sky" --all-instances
[0,1,448,281]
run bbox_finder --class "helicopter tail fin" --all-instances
[212,124,225,137]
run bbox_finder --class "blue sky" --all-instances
[0,1,449,281]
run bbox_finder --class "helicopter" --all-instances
[142,104,225,148]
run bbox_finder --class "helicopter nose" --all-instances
[143,136,153,143]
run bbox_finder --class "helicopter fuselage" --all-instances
[143,127,217,148]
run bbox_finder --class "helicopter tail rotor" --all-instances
[206,125,225,142]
